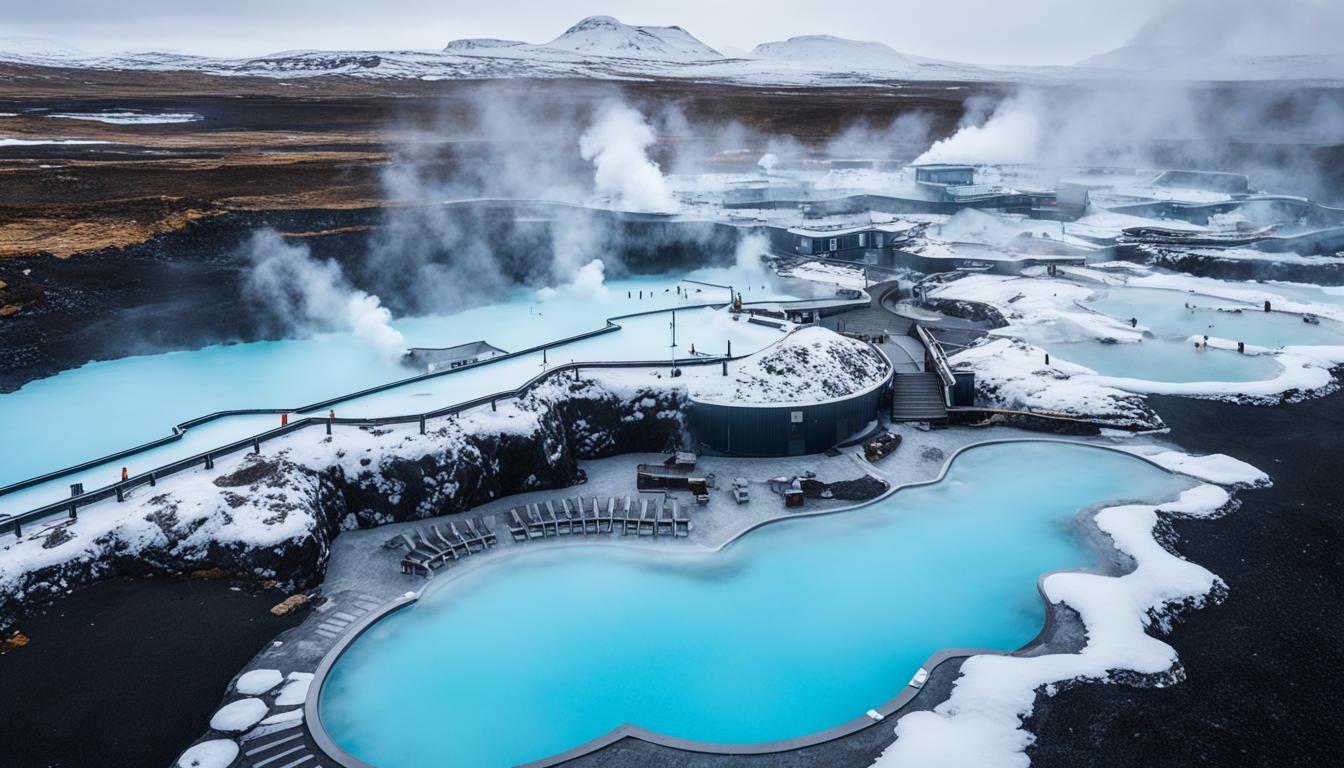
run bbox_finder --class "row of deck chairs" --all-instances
[399,517,499,576]
[506,496,690,542]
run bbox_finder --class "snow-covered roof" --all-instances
[690,326,889,406]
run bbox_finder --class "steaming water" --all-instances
[1045,339,1282,383]
[0,268,796,514]
[1085,287,1344,347]
[318,442,1191,768]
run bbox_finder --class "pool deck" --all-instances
[197,423,1191,768]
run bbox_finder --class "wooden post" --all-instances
[326,420,332,435]
[491,399,496,412]
[149,472,156,487]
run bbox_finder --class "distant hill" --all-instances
[535,16,722,62]
[751,35,929,72]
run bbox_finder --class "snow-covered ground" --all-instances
[4,16,1341,85]
[878,460,1266,768]
[932,269,1344,406]
[46,110,202,124]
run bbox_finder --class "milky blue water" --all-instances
[0,267,793,500]
[318,442,1190,768]
[1047,339,1283,383]
[1085,287,1344,348]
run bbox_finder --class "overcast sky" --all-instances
[3,0,1340,65]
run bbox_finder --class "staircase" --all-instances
[891,372,948,422]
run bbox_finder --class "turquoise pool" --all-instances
[317,442,1191,768]
[1046,339,1283,383]
[0,266,795,503]
[1084,287,1344,348]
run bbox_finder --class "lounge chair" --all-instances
[549,500,569,535]
[674,500,690,537]
[475,516,498,546]
[399,533,434,575]
[436,523,469,557]
[430,525,462,561]
[625,498,642,535]
[566,498,585,536]
[542,503,559,537]
[467,517,496,548]
[452,521,484,554]
[584,497,600,534]
[526,504,545,538]
[600,497,614,534]
[638,500,655,536]
[656,503,674,536]
[416,529,451,566]
[508,508,529,541]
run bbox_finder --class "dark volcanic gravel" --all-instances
[0,577,304,768]
[1026,390,1344,767]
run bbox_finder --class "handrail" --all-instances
[914,324,957,390]
[1,354,736,534]
[2,295,800,499]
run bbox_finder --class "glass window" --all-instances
[829,238,838,251]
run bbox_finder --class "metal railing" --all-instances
[913,324,957,391]
[1,354,738,536]
[0,294,825,536]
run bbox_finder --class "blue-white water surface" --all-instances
[1085,287,1344,348]
[318,442,1190,768]
[0,268,793,505]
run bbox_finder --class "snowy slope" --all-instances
[535,16,722,61]
[751,35,930,72]
[443,38,525,53]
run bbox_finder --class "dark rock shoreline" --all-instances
[0,377,687,635]
[0,206,741,393]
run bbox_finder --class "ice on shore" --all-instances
[208,698,268,732]
[176,739,238,768]
[233,668,283,695]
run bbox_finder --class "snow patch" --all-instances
[176,739,239,768]
[208,698,268,732]
[234,668,283,695]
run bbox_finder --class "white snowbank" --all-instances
[208,698,268,732]
[875,483,1233,768]
[1128,450,1270,487]
[49,111,202,124]
[274,672,313,707]
[690,326,887,405]
[176,739,239,768]
[948,338,1160,428]
[234,668,283,695]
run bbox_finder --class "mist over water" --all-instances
[244,231,407,361]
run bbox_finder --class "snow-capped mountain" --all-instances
[1078,44,1344,81]
[535,15,721,61]
[2,16,1341,86]
[443,38,525,53]
[751,35,930,72]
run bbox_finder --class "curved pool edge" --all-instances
[303,437,1197,768]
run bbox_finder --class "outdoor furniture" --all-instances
[552,500,570,535]
[638,499,655,536]
[508,509,529,541]
[656,502,674,536]
[542,502,559,537]
[526,504,545,538]
[452,521,484,553]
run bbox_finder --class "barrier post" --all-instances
[253,439,260,455]
[204,454,214,470]
[149,472,156,487]
[727,340,732,357]
[116,485,124,503]
[419,416,426,435]
[491,399,496,412]
[722,359,728,376]
[326,420,332,436]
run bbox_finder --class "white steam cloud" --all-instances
[245,230,407,361]
[578,101,677,213]
[733,232,770,278]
